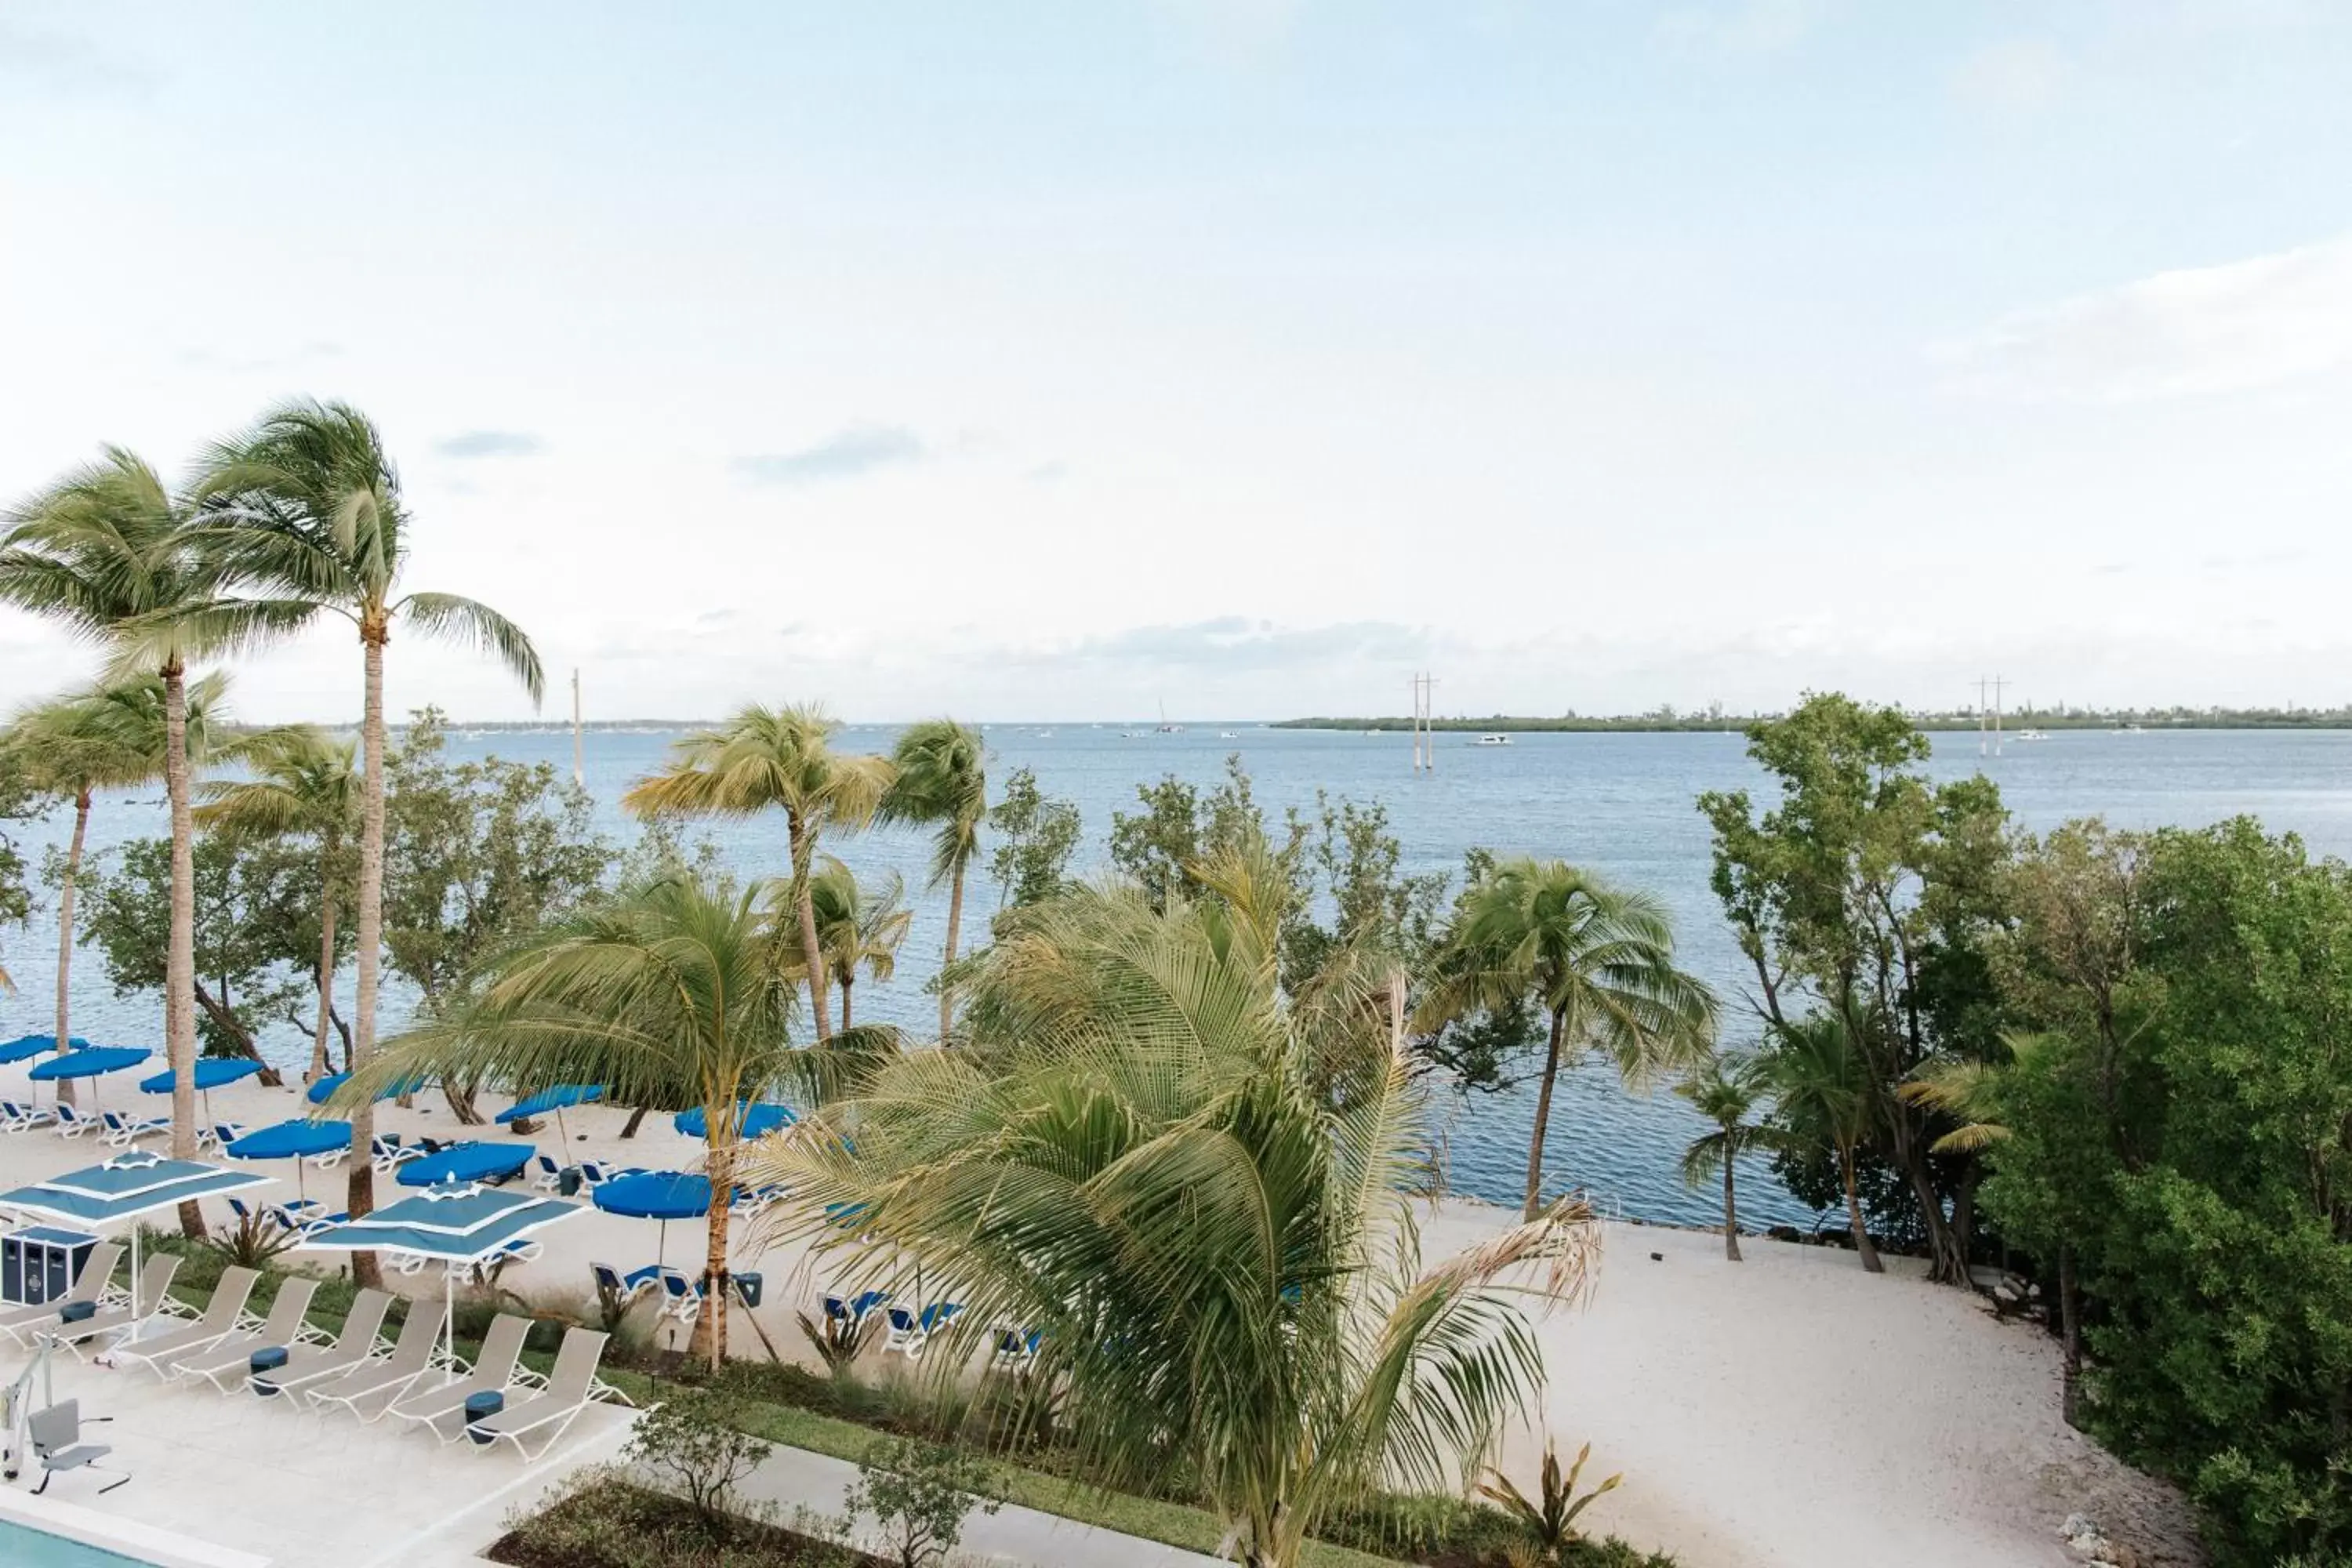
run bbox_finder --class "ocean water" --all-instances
[9,723,2352,1231]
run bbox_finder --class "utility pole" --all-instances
[1410,673,1437,774]
[1991,673,2008,757]
[571,668,584,788]
[1976,677,1989,757]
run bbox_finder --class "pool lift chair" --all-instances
[2,1338,129,1494]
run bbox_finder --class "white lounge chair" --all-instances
[174,1276,320,1392]
[0,1099,54,1131]
[99,1110,167,1147]
[49,1105,96,1139]
[305,1305,441,1422]
[252,1289,391,1398]
[108,1265,257,1378]
[466,1327,608,1460]
[46,1254,183,1357]
[0,1242,121,1346]
[387,1314,529,1441]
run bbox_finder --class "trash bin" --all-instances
[464,1389,504,1444]
[733,1271,764,1308]
[56,1300,95,1325]
[557,1166,583,1197]
[249,1345,289,1397]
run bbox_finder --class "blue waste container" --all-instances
[249,1345,289,1397]
[464,1389,504,1444]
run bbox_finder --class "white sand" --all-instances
[0,1065,2198,1567]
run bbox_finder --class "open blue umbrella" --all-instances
[673,1102,795,1141]
[592,1170,712,1265]
[306,1069,431,1106]
[224,1117,354,1200]
[140,1057,262,1131]
[0,1033,93,1064]
[396,1142,535,1188]
[495,1084,602,1149]
[0,1150,271,1315]
[300,1183,583,1372]
[28,1046,152,1115]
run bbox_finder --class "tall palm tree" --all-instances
[2,673,232,1100]
[195,726,360,1080]
[879,718,984,1040]
[622,703,891,1040]
[1766,1009,1882,1272]
[343,873,857,1367]
[194,400,543,1283]
[1420,858,1718,1220]
[2,449,303,1226]
[801,856,911,1030]
[750,839,1599,1568]
[1674,1048,1771,1261]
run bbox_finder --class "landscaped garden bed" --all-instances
[488,1475,887,1568]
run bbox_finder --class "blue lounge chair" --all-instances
[592,1261,663,1304]
[1,1100,55,1132]
[991,1327,1043,1370]
[654,1268,699,1327]
[100,1110,167,1147]
[50,1104,96,1139]
[532,1155,566,1192]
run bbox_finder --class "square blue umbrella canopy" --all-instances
[0,1151,271,1315]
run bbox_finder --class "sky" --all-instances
[2,1,2349,724]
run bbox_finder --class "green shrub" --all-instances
[626,1391,772,1524]
[838,1436,1002,1568]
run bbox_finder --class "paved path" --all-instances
[723,1441,1229,1568]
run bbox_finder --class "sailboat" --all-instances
[1156,700,1184,735]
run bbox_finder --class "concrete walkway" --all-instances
[720,1440,1229,1568]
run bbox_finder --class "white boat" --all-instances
[1218,731,1239,739]
[2014,728,2050,742]
[1473,733,1512,746]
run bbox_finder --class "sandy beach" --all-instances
[0,1064,2199,1568]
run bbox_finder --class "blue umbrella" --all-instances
[593,1170,713,1265]
[27,1046,152,1114]
[0,1150,271,1314]
[307,1069,431,1106]
[396,1142,536,1188]
[300,1183,583,1371]
[673,1102,796,1141]
[224,1118,354,1200]
[140,1058,263,1131]
[0,1033,92,1064]
[495,1084,602,1148]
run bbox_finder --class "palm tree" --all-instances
[343,873,844,1367]
[622,703,891,1040]
[1674,1049,1771,1261]
[2,673,232,1099]
[195,726,360,1080]
[879,718,985,1040]
[194,401,542,1283]
[1766,1009,1882,1272]
[801,856,911,1030]
[2,449,303,1225]
[750,838,1599,1568]
[1420,858,1717,1220]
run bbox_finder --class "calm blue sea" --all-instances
[9,724,2352,1229]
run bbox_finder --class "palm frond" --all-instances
[400,592,546,705]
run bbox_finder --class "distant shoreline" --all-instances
[1275,710,2352,734]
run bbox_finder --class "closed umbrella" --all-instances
[224,1117,353,1201]
[496,1084,603,1149]
[140,1057,263,1131]
[28,1046,152,1115]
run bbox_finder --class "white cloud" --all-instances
[1933,237,2352,401]
[1951,38,2068,115]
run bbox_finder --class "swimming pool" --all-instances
[0,1518,152,1566]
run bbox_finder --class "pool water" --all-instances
[0,1519,152,1566]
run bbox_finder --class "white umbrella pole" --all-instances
[443,1267,456,1378]
[130,1223,140,1320]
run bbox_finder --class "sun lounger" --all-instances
[252,1289,391,1397]
[466,1327,608,1460]
[108,1265,257,1377]
[49,1105,96,1139]
[386,1313,529,1440]
[0,1100,54,1131]
[0,1242,121,1346]
[654,1268,699,1327]
[591,1261,662,1303]
[47,1254,182,1357]
[200,1120,249,1152]
[99,1110,168,1146]
[173,1276,320,1391]
[304,1305,441,1422]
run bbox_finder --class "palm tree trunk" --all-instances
[840,976,853,1031]
[1523,1004,1567,1221]
[348,627,387,1289]
[938,858,966,1042]
[1722,1159,1742,1262]
[1842,1149,1883,1272]
[789,817,833,1040]
[688,1137,734,1370]
[311,862,338,1082]
[51,789,90,1109]
[162,662,203,1238]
